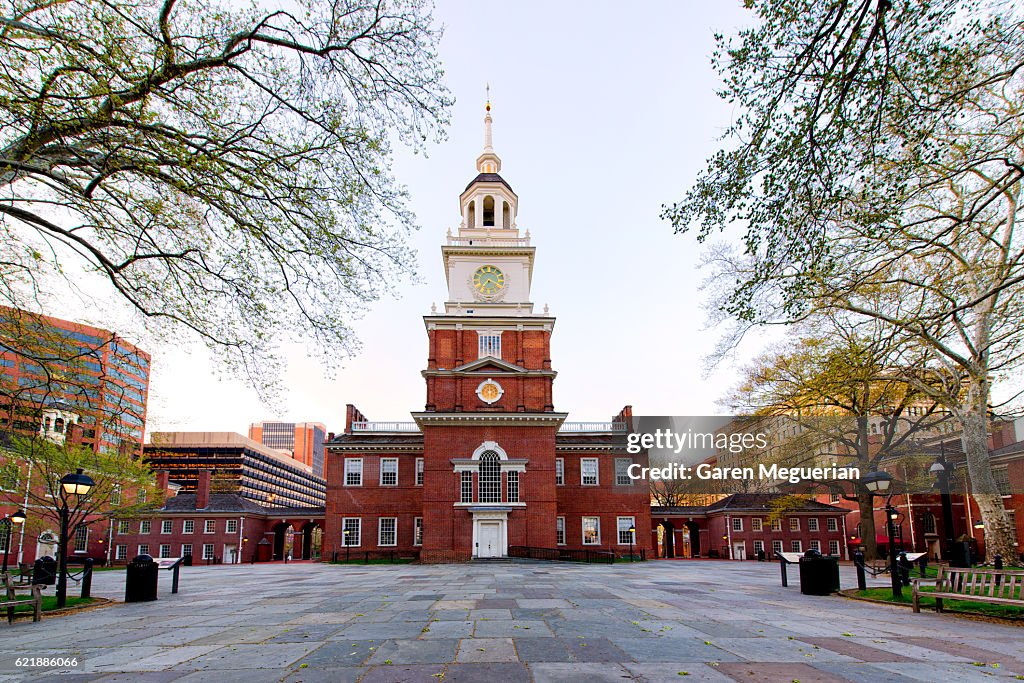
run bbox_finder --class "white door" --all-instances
[478,522,501,558]
[733,543,746,560]
[225,545,237,564]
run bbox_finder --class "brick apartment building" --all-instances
[324,105,651,563]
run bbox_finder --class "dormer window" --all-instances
[478,332,501,359]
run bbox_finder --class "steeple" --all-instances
[476,91,501,174]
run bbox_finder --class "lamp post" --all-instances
[929,450,961,567]
[860,470,902,599]
[628,524,636,562]
[57,468,94,608]
[343,529,351,563]
[2,509,26,572]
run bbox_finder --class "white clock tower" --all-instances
[441,101,537,315]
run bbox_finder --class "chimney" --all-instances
[155,470,170,494]
[67,422,85,445]
[196,470,211,509]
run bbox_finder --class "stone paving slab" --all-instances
[1,560,1022,682]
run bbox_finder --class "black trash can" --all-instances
[182,554,193,567]
[32,556,57,586]
[125,554,159,602]
[798,549,840,596]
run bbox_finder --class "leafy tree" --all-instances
[0,0,452,393]
[3,435,159,557]
[667,0,1023,559]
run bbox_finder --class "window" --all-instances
[753,540,764,555]
[110,486,121,505]
[828,540,840,556]
[582,516,601,545]
[414,517,423,546]
[226,519,238,534]
[380,458,398,486]
[204,520,216,534]
[378,517,397,546]
[182,543,193,558]
[202,543,214,560]
[809,540,820,552]
[581,458,599,486]
[808,518,819,532]
[478,332,501,359]
[791,540,802,553]
[771,519,782,531]
[115,544,128,560]
[343,518,361,546]
[415,458,424,486]
[139,544,150,556]
[993,468,1011,496]
[789,518,800,531]
[732,518,743,532]
[345,458,363,486]
[140,520,151,534]
[556,517,566,545]
[826,518,838,532]
[829,492,841,503]
[615,458,632,486]
[161,520,173,534]
[555,458,564,485]
[460,471,473,503]
[751,518,763,532]
[617,517,636,545]
[117,520,130,535]
[479,451,501,503]
[772,540,783,555]
[159,544,172,558]
[507,470,519,503]
[73,525,88,552]
[183,520,194,534]
[138,488,147,503]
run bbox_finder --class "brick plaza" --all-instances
[1,561,1022,682]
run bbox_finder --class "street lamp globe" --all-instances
[11,509,26,525]
[60,468,95,496]
[928,461,946,475]
[859,470,893,494]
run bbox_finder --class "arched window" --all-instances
[467,200,476,228]
[54,417,65,434]
[478,451,501,502]
[922,512,936,534]
[502,202,511,228]
[483,196,495,226]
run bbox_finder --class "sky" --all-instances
[132,2,771,435]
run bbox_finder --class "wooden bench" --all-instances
[913,565,1024,613]
[1,573,42,623]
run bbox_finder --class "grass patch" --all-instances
[854,587,1024,620]
[10,596,96,614]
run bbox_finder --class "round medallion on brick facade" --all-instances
[476,378,504,404]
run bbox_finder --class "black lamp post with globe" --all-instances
[57,468,94,608]
[1,509,26,573]
[860,470,903,599]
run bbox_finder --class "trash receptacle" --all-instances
[32,556,57,586]
[182,553,192,567]
[125,554,159,602]
[798,549,839,596]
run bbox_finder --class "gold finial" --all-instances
[485,82,491,112]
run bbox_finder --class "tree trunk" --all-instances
[857,492,879,561]
[960,383,1016,562]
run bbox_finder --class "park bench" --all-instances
[912,565,1024,613]
[1,573,42,624]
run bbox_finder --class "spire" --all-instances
[476,85,501,174]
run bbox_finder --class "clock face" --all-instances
[476,379,504,404]
[473,265,505,296]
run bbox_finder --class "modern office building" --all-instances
[248,421,327,477]
[145,432,326,509]
[324,104,652,563]
[0,306,150,455]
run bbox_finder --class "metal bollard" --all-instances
[994,554,1003,587]
[853,550,866,591]
[81,557,94,599]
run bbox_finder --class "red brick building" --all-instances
[324,105,651,563]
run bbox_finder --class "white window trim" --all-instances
[204,520,216,534]
[415,457,424,486]
[808,518,819,532]
[378,517,397,547]
[115,544,128,560]
[614,458,632,486]
[555,458,564,486]
[139,520,151,534]
[751,518,763,532]
[827,518,838,532]
[582,516,601,545]
[380,458,399,487]
[226,520,238,534]
[342,517,361,547]
[617,516,636,545]
[138,544,150,556]
[414,517,423,546]
[183,520,194,534]
[789,518,800,531]
[791,540,802,553]
[161,520,173,534]
[556,516,566,545]
[581,458,599,486]
[181,543,193,557]
[345,458,363,487]
[732,517,743,532]
[477,331,502,359]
